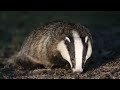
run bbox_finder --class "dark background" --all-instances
[0,11,120,59]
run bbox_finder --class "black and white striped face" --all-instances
[57,30,92,73]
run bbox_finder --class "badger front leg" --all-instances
[5,54,45,70]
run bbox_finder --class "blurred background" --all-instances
[0,11,120,59]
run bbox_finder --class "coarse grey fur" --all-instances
[6,20,93,70]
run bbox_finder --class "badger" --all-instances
[7,20,93,73]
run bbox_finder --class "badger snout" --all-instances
[72,68,83,73]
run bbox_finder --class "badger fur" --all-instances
[7,20,93,73]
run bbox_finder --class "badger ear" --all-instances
[85,36,88,43]
[65,37,71,42]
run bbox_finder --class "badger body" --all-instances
[8,20,93,73]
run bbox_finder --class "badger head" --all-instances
[57,30,92,73]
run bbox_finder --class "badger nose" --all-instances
[73,68,83,73]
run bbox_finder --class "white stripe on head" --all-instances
[86,40,92,60]
[72,30,83,72]
[57,40,72,68]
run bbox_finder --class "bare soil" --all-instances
[0,57,120,79]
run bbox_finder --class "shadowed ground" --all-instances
[0,11,120,79]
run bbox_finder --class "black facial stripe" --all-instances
[80,36,88,68]
[64,36,75,68]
